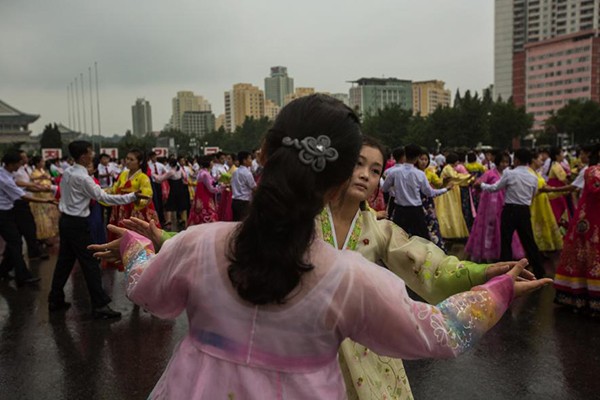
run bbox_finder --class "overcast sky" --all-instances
[1,0,494,137]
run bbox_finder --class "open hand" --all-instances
[122,217,164,250]
[485,260,535,282]
[506,259,553,298]
[88,225,127,262]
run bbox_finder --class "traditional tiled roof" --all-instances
[0,99,39,124]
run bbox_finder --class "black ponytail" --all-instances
[228,94,362,305]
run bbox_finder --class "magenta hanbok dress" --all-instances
[466,169,525,262]
[120,222,515,399]
[187,169,220,226]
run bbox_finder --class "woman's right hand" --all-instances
[507,259,553,298]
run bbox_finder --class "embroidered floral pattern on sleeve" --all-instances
[414,289,497,353]
[122,233,155,292]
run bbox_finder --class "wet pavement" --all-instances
[0,241,599,400]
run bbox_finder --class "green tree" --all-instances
[545,99,600,145]
[362,105,412,148]
[118,131,157,158]
[489,99,533,149]
[40,123,62,149]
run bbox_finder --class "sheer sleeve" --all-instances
[335,253,513,359]
[374,218,488,304]
[120,230,192,319]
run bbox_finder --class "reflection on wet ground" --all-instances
[0,241,598,399]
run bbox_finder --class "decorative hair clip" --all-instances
[282,135,339,172]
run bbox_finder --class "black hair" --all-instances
[2,150,22,165]
[404,144,425,161]
[168,158,180,171]
[467,152,477,163]
[416,152,431,170]
[199,155,212,169]
[362,136,386,174]
[68,140,93,161]
[228,94,362,305]
[29,155,42,167]
[446,152,459,165]
[99,153,110,159]
[237,151,252,164]
[514,148,533,165]
[391,147,405,162]
[127,148,147,173]
[494,150,509,166]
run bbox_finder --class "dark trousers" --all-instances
[392,205,430,240]
[231,199,250,222]
[151,181,166,225]
[500,204,545,277]
[13,200,42,257]
[0,209,33,282]
[387,196,396,220]
[48,215,111,308]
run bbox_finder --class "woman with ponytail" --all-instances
[90,94,550,399]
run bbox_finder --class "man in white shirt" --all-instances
[211,152,229,180]
[231,151,257,221]
[0,151,58,286]
[48,140,145,319]
[13,150,50,260]
[382,144,449,239]
[148,151,167,226]
[478,148,545,277]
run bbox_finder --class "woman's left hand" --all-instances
[485,261,536,281]
[88,224,127,263]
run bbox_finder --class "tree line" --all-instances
[30,92,600,160]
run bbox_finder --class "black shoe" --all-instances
[48,301,72,312]
[92,305,122,320]
[16,277,41,287]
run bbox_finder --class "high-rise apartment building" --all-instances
[264,66,294,107]
[264,99,281,121]
[224,83,265,132]
[412,80,451,116]
[131,98,152,137]
[283,87,316,106]
[495,0,600,129]
[181,111,215,137]
[171,91,211,131]
[349,78,412,116]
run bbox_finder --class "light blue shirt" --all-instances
[0,167,26,210]
[481,166,538,206]
[231,166,256,201]
[382,164,447,206]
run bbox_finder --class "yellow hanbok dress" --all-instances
[317,206,489,400]
[434,165,470,239]
[529,169,563,252]
[29,167,59,239]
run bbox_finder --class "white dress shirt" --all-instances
[148,161,166,183]
[231,166,256,201]
[572,165,588,190]
[211,163,229,179]
[97,163,116,188]
[481,166,538,206]
[0,167,26,210]
[59,164,136,217]
[382,163,447,206]
[13,165,33,195]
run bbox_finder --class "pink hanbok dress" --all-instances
[465,169,525,262]
[187,169,220,226]
[120,222,514,399]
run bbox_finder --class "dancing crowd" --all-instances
[0,93,598,399]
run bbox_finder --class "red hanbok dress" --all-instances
[554,165,600,312]
[187,169,221,226]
